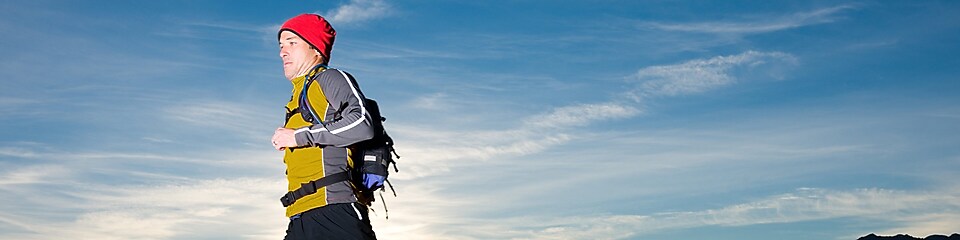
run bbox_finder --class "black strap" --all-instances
[280,171,350,207]
[298,64,330,125]
[284,107,301,123]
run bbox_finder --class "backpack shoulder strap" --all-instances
[298,64,332,124]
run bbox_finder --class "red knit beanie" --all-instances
[279,14,336,62]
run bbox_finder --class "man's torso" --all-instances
[282,69,358,217]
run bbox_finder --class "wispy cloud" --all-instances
[388,50,798,183]
[458,187,960,239]
[1,177,286,240]
[643,5,856,34]
[408,93,454,111]
[0,139,285,238]
[628,51,797,100]
[0,141,282,179]
[524,102,641,129]
[163,100,277,141]
[338,41,469,61]
[0,165,70,186]
[0,146,40,159]
[878,213,960,237]
[156,20,277,43]
[377,91,960,239]
[0,97,44,118]
[323,0,392,26]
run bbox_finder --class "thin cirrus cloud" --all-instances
[5,178,287,240]
[628,51,797,100]
[0,146,41,159]
[323,0,392,26]
[369,50,806,238]
[642,5,856,34]
[522,51,797,135]
[553,51,794,129]
[482,187,960,239]
[162,100,277,141]
[0,164,69,186]
[394,50,797,180]
[523,102,642,129]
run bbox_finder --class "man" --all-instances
[270,13,377,240]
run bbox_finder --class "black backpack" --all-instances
[350,98,399,202]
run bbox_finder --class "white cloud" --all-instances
[878,213,960,236]
[0,165,70,186]
[339,40,469,60]
[524,102,641,129]
[389,125,573,179]
[158,20,274,42]
[629,51,797,100]
[324,0,392,25]
[163,100,277,141]
[0,141,287,239]
[371,98,960,239]
[0,97,44,118]
[388,51,799,181]
[409,92,453,110]
[643,5,856,34]
[452,187,960,239]
[0,144,281,173]
[141,137,174,143]
[0,146,40,159]
[1,177,287,240]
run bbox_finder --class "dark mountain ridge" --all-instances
[858,233,960,240]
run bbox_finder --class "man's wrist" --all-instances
[293,128,310,146]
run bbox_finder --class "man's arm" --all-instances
[292,69,374,147]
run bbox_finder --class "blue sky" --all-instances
[1,0,959,239]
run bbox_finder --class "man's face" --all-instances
[279,30,320,80]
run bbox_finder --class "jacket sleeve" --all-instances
[293,69,374,147]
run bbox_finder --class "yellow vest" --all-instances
[282,67,355,217]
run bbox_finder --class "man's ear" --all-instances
[314,49,326,63]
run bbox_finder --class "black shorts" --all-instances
[284,203,377,240]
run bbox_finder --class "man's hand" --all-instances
[272,127,299,151]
